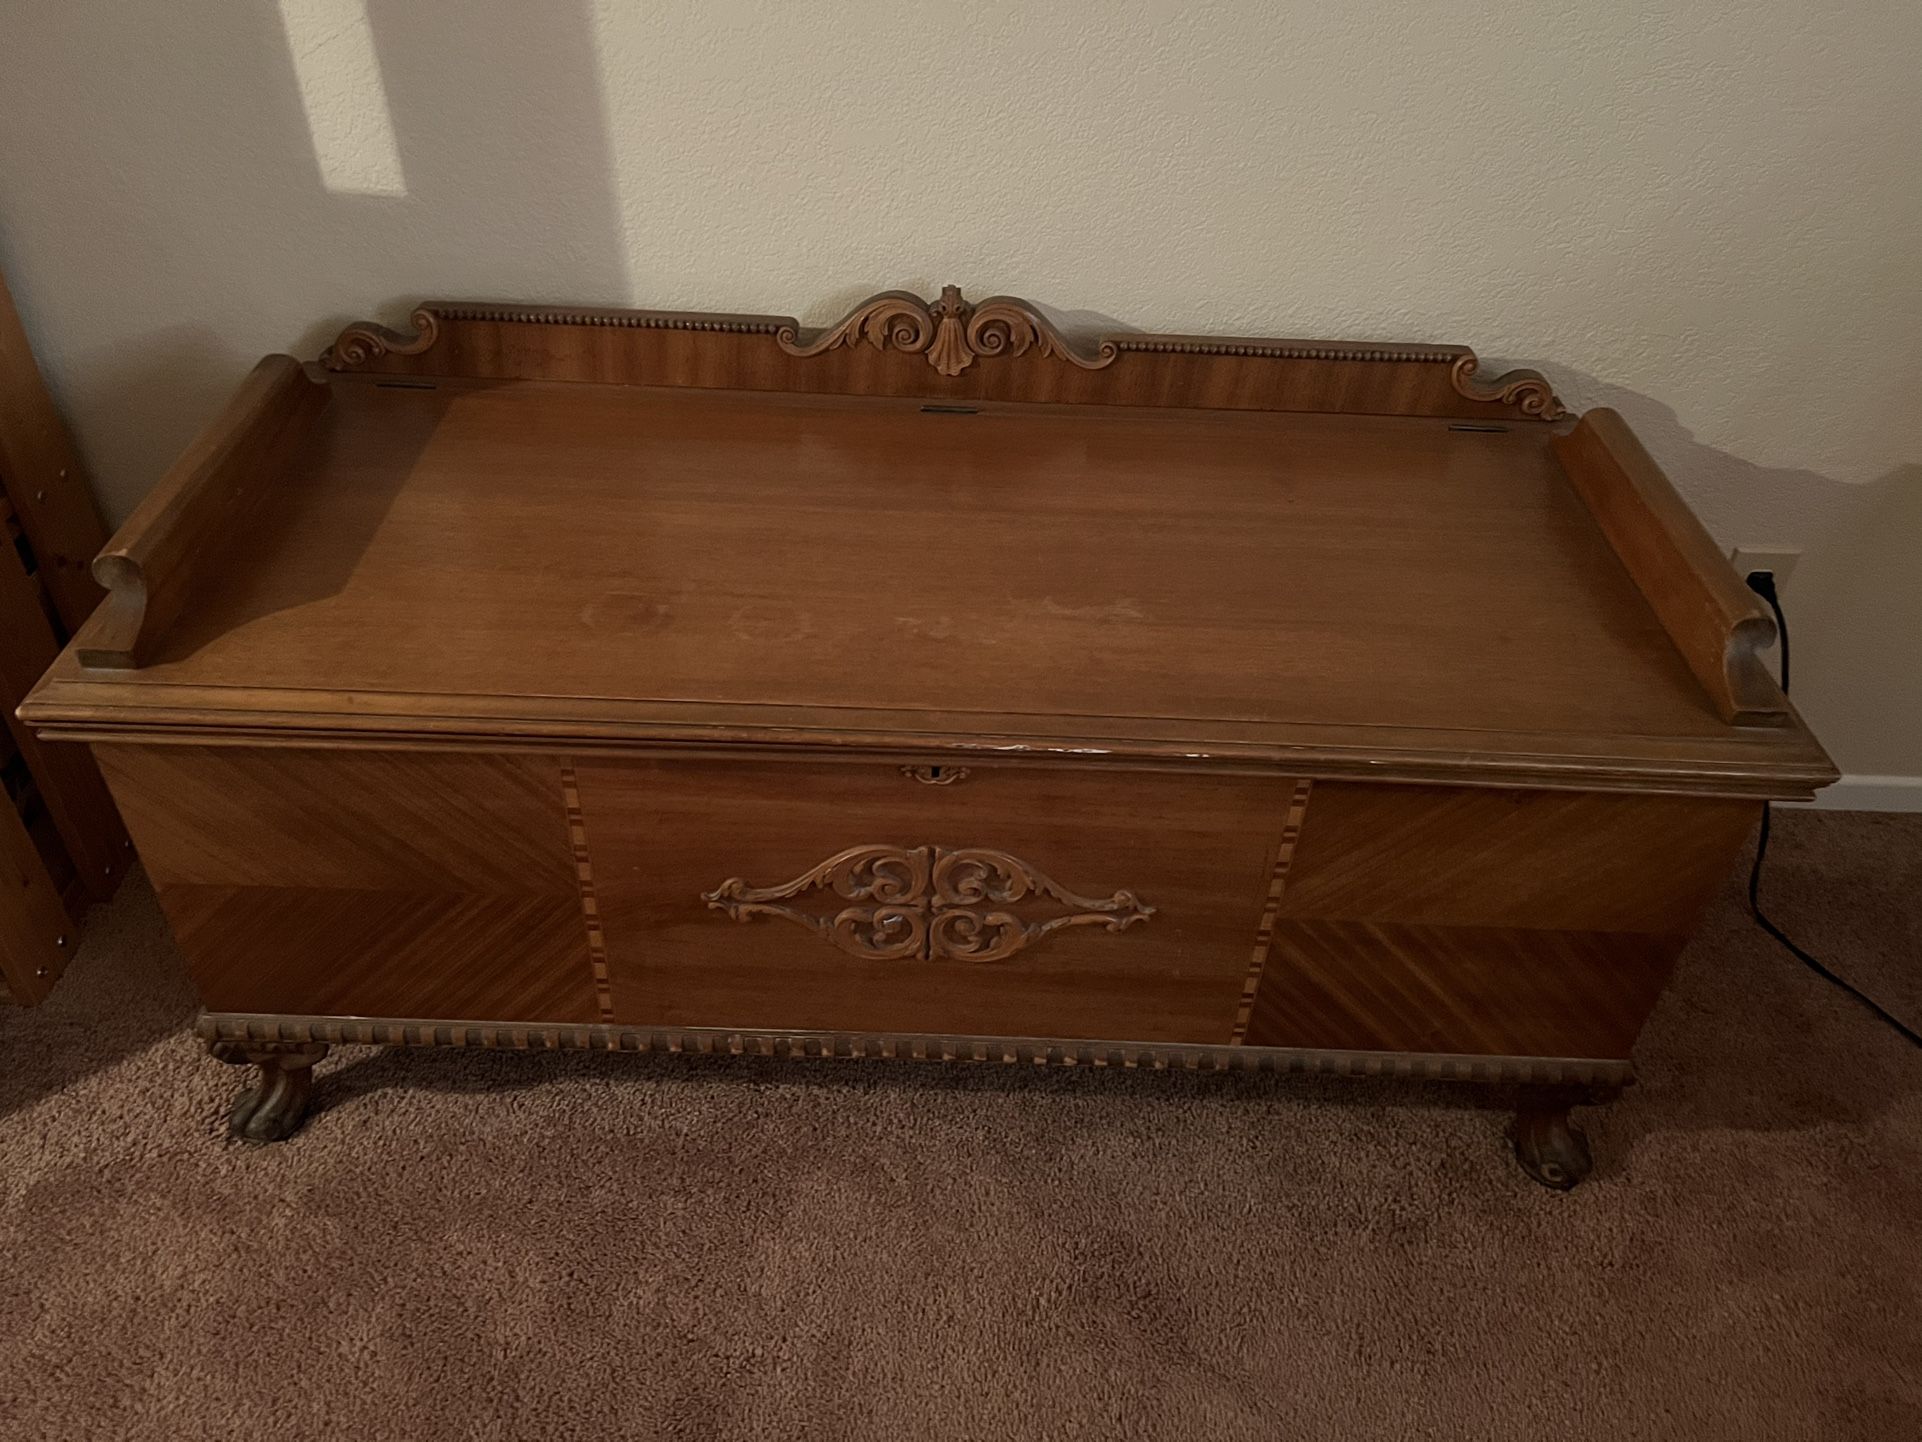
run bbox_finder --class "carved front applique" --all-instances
[702,844,1153,963]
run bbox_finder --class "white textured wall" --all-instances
[2,1,1916,780]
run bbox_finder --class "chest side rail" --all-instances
[1553,409,1785,727]
[73,356,330,670]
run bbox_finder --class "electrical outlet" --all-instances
[1730,546,1800,592]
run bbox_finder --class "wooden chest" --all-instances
[20,287,1835,1187]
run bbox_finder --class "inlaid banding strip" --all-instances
[559,762,614,1020]
[1231,779,1315,1043]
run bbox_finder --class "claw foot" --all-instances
[210,1040,329,1143]
[1512,1102,1593,1190]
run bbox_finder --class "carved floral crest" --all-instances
[776,285,1116,378]
[703,843,1153,963]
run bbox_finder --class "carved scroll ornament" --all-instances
[1448,354,1565,420]
[703,844,1153,963]
[776,285,1117,378]
[322,307,440,369]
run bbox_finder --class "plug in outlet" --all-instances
[1730,546,1800,592]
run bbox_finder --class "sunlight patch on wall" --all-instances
[277,0,407,197]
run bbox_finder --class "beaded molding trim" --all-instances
[318,287,1567,418]
[198,1012,1632,1087]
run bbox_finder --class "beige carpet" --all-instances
[2,807,1918,1440]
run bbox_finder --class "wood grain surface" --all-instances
[1554,409,1784,724]
[96,745,594,1021]
[88,740,1763,1071]
[27,288,1835,802]
[67,383,1714,733]
[30,378,1830,795]
[572,758,1290,1042]
[77,355,330,669]
[1243,782,1759,1057]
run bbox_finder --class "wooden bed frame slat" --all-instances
[0,269,108,632]
[0,265,129,1003]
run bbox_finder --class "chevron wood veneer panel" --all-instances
[1244,920,1681,1058]
[95,746,577,892]
[168,887,595,1020]
[1245,782,1758,1058]
[95,745,596,1022]
[1275,783,1759,933]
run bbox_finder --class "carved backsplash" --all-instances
[703,843,1154,963]
[318,284,1567,421]
[319,278,1576,421]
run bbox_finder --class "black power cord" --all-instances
[1744,569,1922,1049]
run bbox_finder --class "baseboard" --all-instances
[1784,775,1922,813]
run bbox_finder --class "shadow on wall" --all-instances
[1545,366,1920,779]
[0,0,630,520]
